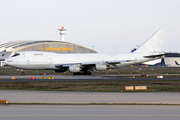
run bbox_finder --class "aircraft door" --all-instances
[23,53,30,64]
[27,58,30,64]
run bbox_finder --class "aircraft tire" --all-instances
[88,71,92,75]
[73,71,92,75]
[73,73,77,75]
[83,71,92,75]
[21,72,24,76]
[73,72,82,75]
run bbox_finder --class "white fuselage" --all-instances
[5,51,157,70]
[4,29,168,74]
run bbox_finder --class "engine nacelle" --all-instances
[68,65,81,73]
[95,64,107,71]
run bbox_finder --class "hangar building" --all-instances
[0,40,97,66]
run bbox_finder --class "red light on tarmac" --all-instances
[30,77,37,79]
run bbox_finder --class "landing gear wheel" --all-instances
[21,72,24,76]
[88,71,92,75]
[73,73,77,75]
[73,72,82,75]
[83,71,92,75]
[73,71,92,75]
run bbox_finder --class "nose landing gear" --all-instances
[21,71,24,76]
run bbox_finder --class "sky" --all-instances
[0,0,180,53]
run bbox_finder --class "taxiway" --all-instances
[0,105,180,120]
[0,74,180,82]
[1,90,180,104]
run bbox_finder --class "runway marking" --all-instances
[1,115,180,117]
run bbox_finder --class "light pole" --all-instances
[92,46,95,50]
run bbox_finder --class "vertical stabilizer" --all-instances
[135,29,168,53]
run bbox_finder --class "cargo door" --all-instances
[23,53,30,64]
[27,58,30,64]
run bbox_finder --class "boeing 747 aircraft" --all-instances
[5,29,168,75]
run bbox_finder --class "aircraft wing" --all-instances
[82,60,127,65]
[55,60,126,68]
[106,60,126,64]
[55,63,80,68]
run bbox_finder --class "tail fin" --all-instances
[134,29,168,53]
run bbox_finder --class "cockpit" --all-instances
[11,53,20,57]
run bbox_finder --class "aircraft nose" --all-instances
[4,58,13,66]
[4,59,8,65]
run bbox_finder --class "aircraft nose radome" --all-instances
[4,58,12,66]
[4,59,8,65]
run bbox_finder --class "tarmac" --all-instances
[1,105,180,120]
[1,90,180,104]
[1,74,180,120]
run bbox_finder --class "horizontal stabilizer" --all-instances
[143,53,170,58]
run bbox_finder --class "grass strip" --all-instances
[1,80,180,92]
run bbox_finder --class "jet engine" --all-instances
[68,65,81,73]
[95,63,107,71]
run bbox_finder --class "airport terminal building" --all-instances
[0,40,97,66]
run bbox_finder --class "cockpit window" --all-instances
[11,53,20,57]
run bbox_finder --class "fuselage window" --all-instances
[11,53,20,57]
[2,54,5,56]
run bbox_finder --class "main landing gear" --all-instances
[73,71,92,75]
